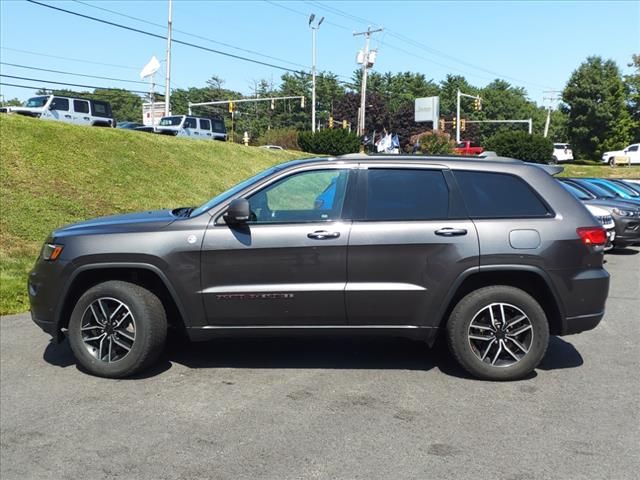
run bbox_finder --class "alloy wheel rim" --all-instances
[467,302,533,368]
[80,297,136,363]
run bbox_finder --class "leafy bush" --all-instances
[412,130,455,155]
[298,128,360,155]
[484,131,553,164]
[257,128,300,150]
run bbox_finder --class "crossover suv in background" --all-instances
[5,95,115,127]
[29,155,610,381]
[156,114,227,141]
[601,144,640,166]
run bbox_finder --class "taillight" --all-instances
[576,227,607,246]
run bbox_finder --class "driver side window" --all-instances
[247,169,349,224]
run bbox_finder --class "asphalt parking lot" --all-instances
[1,248,639,480]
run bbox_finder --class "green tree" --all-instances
[562,56,631,158]
[0,97,22,107]
[624,54,640,142]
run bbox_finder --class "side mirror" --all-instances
[224,198,250,223]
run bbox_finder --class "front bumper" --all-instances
[28,258,69,343]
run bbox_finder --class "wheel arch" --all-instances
[436,265,564,337]
[56,263,188,338]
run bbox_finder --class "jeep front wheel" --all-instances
[68,280,167,378]
[446,286,549,381]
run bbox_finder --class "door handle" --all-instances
[83,117,90,120]
[435,227,468,237]
[308,230,340,240]
[64,115,72,118]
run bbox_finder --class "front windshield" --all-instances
[190,166,280,217]
[25,96,49,108]
[158,116,183,126]
[560,181,590,200]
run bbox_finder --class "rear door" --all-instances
[346,165,479,327]
[198,118,212,139]
[183,117,197,137]
[72,99,91,125]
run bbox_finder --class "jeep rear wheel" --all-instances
[68,280,167,378]
[446,286,549,381]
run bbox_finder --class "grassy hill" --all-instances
[0,115,303,314]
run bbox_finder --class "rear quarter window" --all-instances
[454,170,550,218]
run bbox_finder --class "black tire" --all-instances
[68,280,167,378]
[609,157,616,167]
[549,156,558,165]
[446,286,549,381]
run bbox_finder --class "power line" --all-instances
[0,75,150,95]
[0,62,163,88]
[306,0,554,90]
[0,46,138,71]
[71,0,309,70]
[26,0,307,75]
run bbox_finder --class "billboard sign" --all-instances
[414,96,440,129]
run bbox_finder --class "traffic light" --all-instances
[329,116,334,128]
[228,101,235,113]
[439,119,445,131]
[460,118,466,132]
[474,97,482,111]
[342,120,347,129]
[451,117,457,129]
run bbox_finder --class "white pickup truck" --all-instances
[601,144,640,166]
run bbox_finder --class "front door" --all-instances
[346,167,479,327]
[201,167,354,326]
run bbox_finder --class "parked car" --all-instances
[583,205,615,250]
[611,179,640,195]
[573,178,640,206]
[260,145,284,150]
[29,154,610,381]
[601,144,640,166]
[559,180,640,248]
[117,122,145,130]
[156,115,227,141]
[5,95,114,127]
[454,140,483,156]
[551,143,573,163]
[561,178,640,206]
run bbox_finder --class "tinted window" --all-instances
[560,181,591,200]
[365,169,449,221]
[159,116,182,126]
[248,169,349,223]
[73,100,89,114]
[569,180,615,199]
[50,97,69,111]
[184,117,197,128]
[91,101,111,117]
[455,171,549,218]
[199,118,211,130]
[628,145,638,152]
[212,120,226,132]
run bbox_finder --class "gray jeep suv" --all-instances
[29,155,610,380]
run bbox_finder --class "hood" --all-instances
[53,209,176,238]
[9,106,45,115]
[603,149,625,157]
[583,199,640,215]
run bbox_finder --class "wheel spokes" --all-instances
[81,297,136,363]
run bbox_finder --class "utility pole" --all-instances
[354,26,383,137]
[542,90,561,138]
[456,89,482,143]
[309,14,324,132]
[164,0,173,116]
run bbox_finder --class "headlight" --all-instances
[612,207,636,217]
[41,243,63,261]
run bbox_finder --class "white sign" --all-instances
[142,102,166,126]
[415,96,440,128]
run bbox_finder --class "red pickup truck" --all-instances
[454,140,484,156]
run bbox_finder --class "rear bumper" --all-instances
[561,311,604,335]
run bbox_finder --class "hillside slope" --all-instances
[0,115,303,314]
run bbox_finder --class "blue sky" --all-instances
[1,0,638,106]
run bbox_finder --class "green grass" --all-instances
[560,163,640,179]
[0,114,305,314]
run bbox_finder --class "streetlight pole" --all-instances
[164,0,173,116]
[309,14,324,132]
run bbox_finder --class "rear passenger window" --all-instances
[199,118,211,130]
[91,101,110,117]
[454,171,550,218]
[50,98,69,111]
[73,100,89,114]
[365,169,449,221]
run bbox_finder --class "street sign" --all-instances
[142,102,166,126]
[415,96,440,128]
